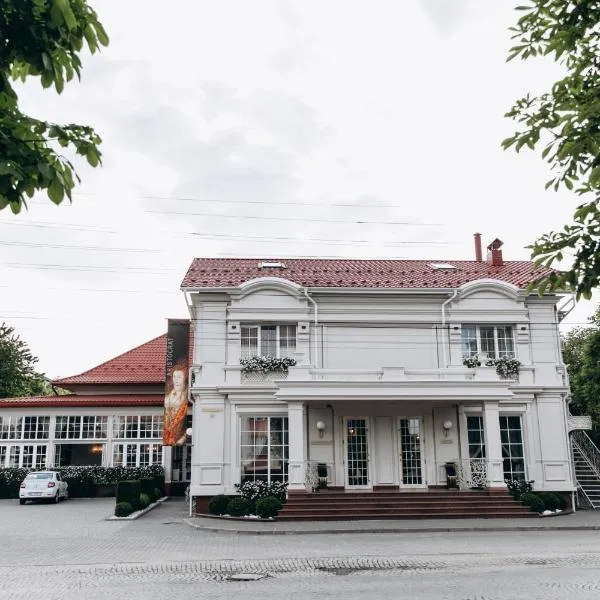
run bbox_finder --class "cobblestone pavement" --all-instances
[3,498,600,599]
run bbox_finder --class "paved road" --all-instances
[3,498,600,599]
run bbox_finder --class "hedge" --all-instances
[117,480,142,511]
[0,466,165,500]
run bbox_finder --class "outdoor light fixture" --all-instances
[186,427,193,438]
[442,420,453,437]
[316,420,326,438]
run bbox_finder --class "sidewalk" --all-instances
[185,510,600,535]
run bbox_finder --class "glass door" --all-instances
[399,418,424,486]
[344,418,370,488]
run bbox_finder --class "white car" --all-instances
[19,471,68,505]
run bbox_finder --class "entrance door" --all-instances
[398,418,424,486]
[344,418,371,488]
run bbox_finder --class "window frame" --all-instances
[240,324,297,359]
[239,415,289,484]
[461,325,515,359]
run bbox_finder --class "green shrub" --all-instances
[208,494,231,515]
[255,496,282,518]
[154,488,163,501]
[115,502,133,517]
[235,480,288,503]
[521,492,544,513]
[139,493,150,509]
[153,474,165,497]
[140,478,156,503]
[116,480,142,511]
[226,497,253,517]
[538,492,562,512]
[505,479,534,500]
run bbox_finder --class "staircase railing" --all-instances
[571,430,600,481]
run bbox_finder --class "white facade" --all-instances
[187,276,574,498]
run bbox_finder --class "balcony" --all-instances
[190,363,554,390]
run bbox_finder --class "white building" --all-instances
[183,239,580,512]
[0,333,192,495]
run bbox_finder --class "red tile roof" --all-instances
[53,334,168,386]
[0,395,163,408]
[181,258,553,290]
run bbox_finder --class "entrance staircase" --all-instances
[277,489,533,520]
[571,430,600,509]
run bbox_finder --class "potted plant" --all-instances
[486,356,521,379]
[240,355,297,373]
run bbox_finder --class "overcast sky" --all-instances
[1,0,596,379]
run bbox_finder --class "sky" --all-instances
[1,0,597,379]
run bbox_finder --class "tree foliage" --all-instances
[562,306,600,440]
[0,0,108,213]
[0,322,48,398]
[503,1,600,299]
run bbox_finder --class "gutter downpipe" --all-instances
[441,290,459,368]
[303,288,319,368]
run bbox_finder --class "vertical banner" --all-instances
[163,319,190,446]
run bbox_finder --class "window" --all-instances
[113,416,163,439]
[82,416,107,439]
[240,416,288,483]
[500,416,526,480]
[0,417,23,440]
[240,325,296,358]
[461,325,515,359]
[9,446,20,467]
[0,446,5,467]
[112,443,163,468]
[466,416,486,459]
[56,416,81,439]
[23,417,50,440]
[139,416,163,439]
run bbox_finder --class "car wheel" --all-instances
[54,492,60,504]
[19,499,25,505]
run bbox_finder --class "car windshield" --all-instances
[25,473,53,480]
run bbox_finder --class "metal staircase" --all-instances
[571,430,600,508]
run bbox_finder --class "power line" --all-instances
[145,208,446,226]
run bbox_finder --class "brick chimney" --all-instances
[473,232,483,262]
[487,238,504,267]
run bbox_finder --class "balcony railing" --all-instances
[192,363,545,387]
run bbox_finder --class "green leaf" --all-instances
[47,178,65,205]
[86,147,100,167]
[41,71,53,89]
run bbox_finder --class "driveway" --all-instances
[4,498,600,599]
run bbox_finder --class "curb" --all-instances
[184,520,600,535]
[106,496,169,521]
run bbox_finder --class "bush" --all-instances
[521,492,544,513]
[140,478,156,503]
[255,496,282,519]
[505,479,534,500]
[153,474,165,497]
[538,492,562,512]
[115,502,133,517]
[235,480,288,503]
[116,480,142,511]
[226,497,253,517]
[154,488,163,501]
[139,493,151,509]
[208,494,231,515]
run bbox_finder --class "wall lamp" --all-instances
[316,420,326,438]
[442,420,453,437]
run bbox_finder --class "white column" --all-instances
[287,401,306,491]
[483,401,505,488]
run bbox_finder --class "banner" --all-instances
[163,319,190,446]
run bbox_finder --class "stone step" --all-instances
[277,511,534,521]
